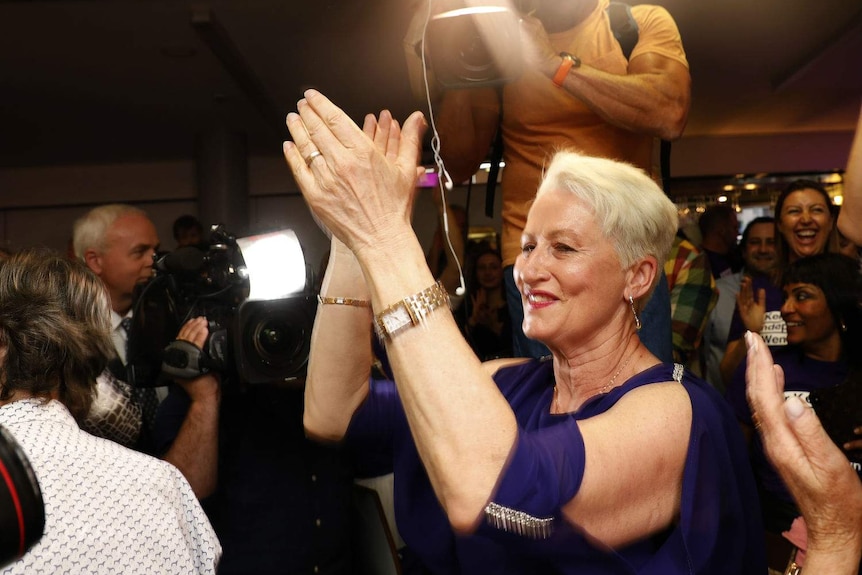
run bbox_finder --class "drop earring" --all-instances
[629,295,641,330]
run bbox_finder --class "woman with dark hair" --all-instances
[0,249,220,574]
[772,180,840,277]
[727,252,862,572]
[719,179,840,386]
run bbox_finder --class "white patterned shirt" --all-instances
[0,399,221,574]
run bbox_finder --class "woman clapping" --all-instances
[285,90,764,574]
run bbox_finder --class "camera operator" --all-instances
[72,204,220,499]
[435,0,690,360]
[146,227,355,574]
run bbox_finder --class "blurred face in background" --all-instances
[777,189,834,261]
[742,222,776,275]
[475,252,503,291]
[721,211,740,252]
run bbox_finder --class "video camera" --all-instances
[415,0,524,90]
[126,225,317,389]
[0,426,44,568]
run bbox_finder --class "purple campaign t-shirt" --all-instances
[727,347,851,504]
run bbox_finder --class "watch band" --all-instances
[374,281,450,341]
[552,52,581,87]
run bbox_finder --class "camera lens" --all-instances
[254,319,303,361]
[235,297,316,385]
[458,35,492,71]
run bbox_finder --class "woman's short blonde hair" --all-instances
[0,249,114,421]
[536,150,678,288]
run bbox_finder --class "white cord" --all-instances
[421,0,466,297]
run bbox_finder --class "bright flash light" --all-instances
[435,6,509,19]
[237,230,307,301]
[717,195,728,203]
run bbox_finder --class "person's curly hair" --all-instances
[0,249,115,422]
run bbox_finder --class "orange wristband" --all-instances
[552,52,580,87]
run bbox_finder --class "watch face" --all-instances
[381,304,412,335]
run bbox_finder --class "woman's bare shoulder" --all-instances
[612,378,692,422]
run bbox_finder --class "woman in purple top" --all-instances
[728,253,862,570]
[283,90,764,574]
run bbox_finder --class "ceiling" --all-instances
[1,0,861,171]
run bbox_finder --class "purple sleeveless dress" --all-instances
[346,359,765,574]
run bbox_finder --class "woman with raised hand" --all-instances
[285,90,764,574]
[727,252,862,572]
[719,179,840,387]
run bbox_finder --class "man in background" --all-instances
[702,217,776,391]
[665,230,717,375]
[436,0,690,359]
[73,203,220,499]
[173,214,205,249]
[698,204,742,279]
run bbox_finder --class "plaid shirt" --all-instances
[664,236,718,369]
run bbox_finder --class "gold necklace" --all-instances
[553,354,634,413]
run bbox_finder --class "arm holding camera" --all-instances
[435,4,690,188]
[518,11,689,141]
[161,316,221,499]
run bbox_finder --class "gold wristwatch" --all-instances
[374,281,450,341]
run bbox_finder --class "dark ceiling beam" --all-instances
[191,6,284,133]
[772,10,862,93]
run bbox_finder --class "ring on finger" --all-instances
[305,149,323,167]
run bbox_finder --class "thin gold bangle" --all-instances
[317,294,371,308]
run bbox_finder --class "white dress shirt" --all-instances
[0,399,220,574]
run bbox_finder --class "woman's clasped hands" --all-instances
[282,89,428,259]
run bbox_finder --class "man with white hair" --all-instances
[73,204,220,499]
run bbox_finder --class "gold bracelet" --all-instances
[317,294,371,308]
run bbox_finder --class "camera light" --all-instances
[435,6,509,19]
[237,229,307,301]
